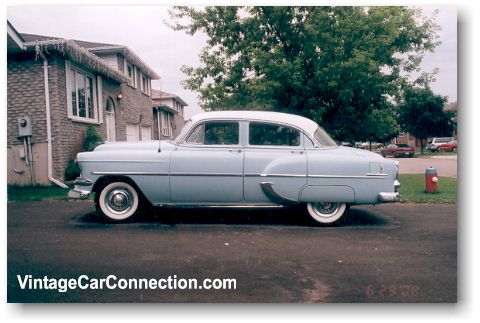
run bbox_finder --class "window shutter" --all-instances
[97,75,103,124]
[65,60,72,117]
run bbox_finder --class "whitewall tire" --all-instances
[97,182,140,221]
[306,202,347,225]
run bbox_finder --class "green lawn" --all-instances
[398,174,457,204]
[7,185,71,201]
[413,148,456,158]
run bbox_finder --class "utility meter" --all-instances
[18,116,32,137]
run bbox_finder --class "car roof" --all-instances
[190,111,320,135]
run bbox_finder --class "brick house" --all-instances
[151,89,188,140]
[7,21,159,186]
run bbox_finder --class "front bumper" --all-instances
[67,176,93,199]
[68,188,91,199]
[377,180,401,203]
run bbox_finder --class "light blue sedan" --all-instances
[69,111,400,224]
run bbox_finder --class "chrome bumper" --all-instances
[68,188,91,199]
[378,192,400,203]
[378,180,401,203]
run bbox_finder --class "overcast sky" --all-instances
[7,6,457,119]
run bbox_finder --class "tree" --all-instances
[169,6,440,141]
[397,86,453,154]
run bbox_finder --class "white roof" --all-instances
[191,111,319,135]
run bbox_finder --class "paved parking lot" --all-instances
[8,200,456,303]
[392,155,457,178]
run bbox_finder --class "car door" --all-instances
[244,121,307,204]
[170,120,244,203]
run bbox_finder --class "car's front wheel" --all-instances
[306,202,347,225]
[96,181,140,222]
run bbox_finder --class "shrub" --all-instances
[82,125,103,152]
[64,159,81,181]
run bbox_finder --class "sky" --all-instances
[7,5,457,119]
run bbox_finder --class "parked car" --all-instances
[381,144,415,158]
[355,142,384,150]
[69,111,400,225]
[438,139,457,152]
[427,137,455,152]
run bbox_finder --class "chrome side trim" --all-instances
[82,160,168,163]
[260,173,306,178]
[365,173,389,177]
[308,174,388,179]
[170,173,243,177]
[92,171,168,175]
[259,182,297,205]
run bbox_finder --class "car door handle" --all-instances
[229,149,242,153]
[291,150,304,154]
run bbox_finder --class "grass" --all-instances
[7,185,71,201]
[413,148,456,158]
[398,174,457,204]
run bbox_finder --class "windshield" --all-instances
[174,120,193,143]
[314,127,337,147]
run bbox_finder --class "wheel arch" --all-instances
[92,175,151,205]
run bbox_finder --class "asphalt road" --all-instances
[7,201,456,303]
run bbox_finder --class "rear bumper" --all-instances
[378,192,400,203]
[68,176,93,199]
[377,180,401,203]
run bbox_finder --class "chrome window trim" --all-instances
[179,118,320,148]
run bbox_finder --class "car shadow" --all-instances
[76,205,389,228]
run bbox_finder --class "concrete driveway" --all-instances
[391,155,457,178]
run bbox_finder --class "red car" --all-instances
[438,140,457,152]
[381,144,415,158]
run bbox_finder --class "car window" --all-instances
[186,121,239,145]
[249,122,300,146]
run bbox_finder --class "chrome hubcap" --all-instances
[312,202,340,217]
[105,188,133,215]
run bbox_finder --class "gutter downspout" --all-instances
[41,52,68,189]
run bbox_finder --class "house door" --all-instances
[105,98,116,142]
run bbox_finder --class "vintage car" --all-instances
[69,111,400,225]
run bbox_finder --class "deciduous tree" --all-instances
[170,6,439,141]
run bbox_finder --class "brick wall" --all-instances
[8,50,156,184]
[117,83,154,140]
[7,52,48,146]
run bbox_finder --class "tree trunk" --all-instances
[420,139,424,155]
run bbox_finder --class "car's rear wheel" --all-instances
[96,181,140,222]
[306,202,347,225]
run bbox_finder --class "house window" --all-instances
[140,73,150,95]
[161,112,171,137]
[126,62,135,87]
[67,63,97,122]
